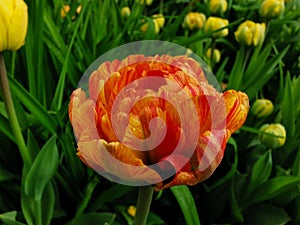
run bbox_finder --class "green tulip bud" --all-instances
[259,123,286,148]
[251,99,274,118]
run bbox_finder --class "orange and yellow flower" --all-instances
[69,54,249,190]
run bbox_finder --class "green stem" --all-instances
[0,53,31,168]
[210,38,216,69]
[133,186,154,225]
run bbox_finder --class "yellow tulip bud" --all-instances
[61,5,70,18]
[206,48,221,64]
[152,14,165,29]
[204,17,229,38]
[136,0,153,5]
[251,99,274,118]
[182,12,206,30]
[259,123,286,148]
[121,6,131,19]
[234,20,266,47]
[76,5,82,14]
[140,19,160,34]
[209,0,228,14]
[146,0,153,5]
[0,0,28,52]
[127,205,136,217]
[259,0,285,19]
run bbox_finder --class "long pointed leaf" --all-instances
[171,185,201,225]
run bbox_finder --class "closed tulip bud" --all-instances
[251,99,274,118]
[136,0,153,5]
[182,12,206,30]
[204,17,229,38]
[76,5,82,14]
[121,6,131,19]
[259,123,286,148]
[0,0,28,52]
[234,21,266,47]
[61,5,70,18]
[127,206,136,217]
[140,19,160,34]
[210,0,228,14]
[146,0,153,5]
[259,0,285,19]
[206,48,221,64]
[152,14,165,29]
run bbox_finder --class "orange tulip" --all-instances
[69,54,249,190]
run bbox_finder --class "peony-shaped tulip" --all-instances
[234,21,266,47]
[204,17,229,38]
[259,0,285,19]
[69,54,249,190]
[0,0,28,52]
[209,0,228,14]
[182,12,206,30]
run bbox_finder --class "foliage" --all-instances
[0,0,300,224]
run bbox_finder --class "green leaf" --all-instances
[0,211,26,225]
[227,46,246,90]
[146,212,165,225]
[245,176,300,207]
[245,204,291,225]
[25,136,59,200]
[41,182,55,225]
[0,165,16,182]
[171,185,201,225]
[292,146,300,175]
[26,130,40,162]
[68,213,116,225]
[248,150,272,193]
[242,45,289,100]
[0,114,15,141]
[281,74,296,138]
[229,179,244,223]
[8,76,58,134]
[89,184,134,211]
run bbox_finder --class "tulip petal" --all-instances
[69,89,98,140]
[224,90,250,133]
[77,133,161,185]
[155,129,229,190]
[7,0,28,51]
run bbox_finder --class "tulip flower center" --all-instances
[95,61,200,167]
